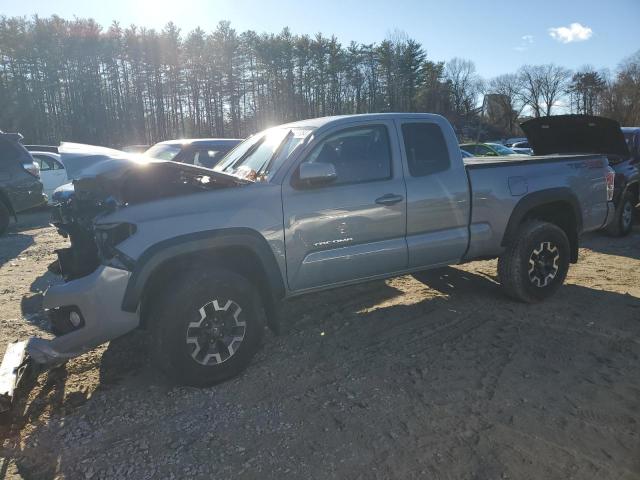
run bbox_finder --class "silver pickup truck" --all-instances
[4,113,616,391]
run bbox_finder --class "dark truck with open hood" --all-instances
[522,115,640,236]
[0,113,616,405]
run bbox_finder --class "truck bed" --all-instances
[463,153,601,168]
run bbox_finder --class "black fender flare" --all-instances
[121,228,286,313]
[501,187,583,260]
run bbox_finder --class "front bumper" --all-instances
[27,265,139,364]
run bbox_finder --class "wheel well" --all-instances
[139,246,279,331]
[521,201,579,263]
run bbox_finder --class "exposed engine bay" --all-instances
[50,158,247,281]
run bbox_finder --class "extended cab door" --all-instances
[282,121,407,291]
[396,118,470,268]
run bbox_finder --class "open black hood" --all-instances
[521,115,630,158]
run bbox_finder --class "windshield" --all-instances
[488,143,518,155]
[144,143,182,161]
[215,127,313,181]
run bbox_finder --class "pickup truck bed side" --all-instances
[462,154,609,261]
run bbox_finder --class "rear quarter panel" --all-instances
[464,155,609,260]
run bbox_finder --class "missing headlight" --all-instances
[94,223,136,269]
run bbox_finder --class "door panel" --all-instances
[41,169,67,198]
[33,154,68,200]
[397,120,470,268]
[282,122,407,291]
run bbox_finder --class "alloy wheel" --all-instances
[185,299,246,366]
[528,241,560,288]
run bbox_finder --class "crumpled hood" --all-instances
[521,115,630,157]
[68,150,246,206]
[59,142,131,179]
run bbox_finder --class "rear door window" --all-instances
[401,123,450,177]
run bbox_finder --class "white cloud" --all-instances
[549,23,593,43]
[514,34,534,52]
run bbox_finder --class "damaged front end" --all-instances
[51,157,246,280]
[1,157,247,411]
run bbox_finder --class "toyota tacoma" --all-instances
[2,114,616,392]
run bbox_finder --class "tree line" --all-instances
[0,15,638,146]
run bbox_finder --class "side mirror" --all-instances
[485,151,498,156]
[296,162,337,187]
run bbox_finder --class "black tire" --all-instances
[498,220,570,303]
[150,268,265,387]
[0,202,10,235]
[606,190,635,237]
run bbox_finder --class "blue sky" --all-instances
[2,0,638,78]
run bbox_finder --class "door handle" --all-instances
[375,193,404,206]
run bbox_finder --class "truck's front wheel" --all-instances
[498,221,570,303]
[150,268,265,387]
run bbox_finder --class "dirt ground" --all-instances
[0,209,638,479]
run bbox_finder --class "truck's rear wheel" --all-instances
[498,221,570,303]
[150,268,265,387]
[606,190,635,237]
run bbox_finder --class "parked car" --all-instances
[10,113,615,390]
[0,132,47,234]
[460,142,520,157]
[522,115,639,237]
[504,137,527,147]
[460,149,473,158]
[30,151,68,203]
[510,141,533,155]
[49,143,138,204]
[122,144,150,154]
[144,138,243,168]
[24,144,59,154]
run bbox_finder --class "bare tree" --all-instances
[486,73,524,134]
[517,65,544,117]
[517,64,571,117]
[601,50,640,125]
[539,64,572,116]
[444,58,483,121]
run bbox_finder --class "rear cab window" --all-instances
[401,123,450,177]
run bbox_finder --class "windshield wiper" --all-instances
[258,130,293,178]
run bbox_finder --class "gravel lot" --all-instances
[0,210,638,479]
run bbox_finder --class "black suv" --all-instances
[0,132,47,234]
